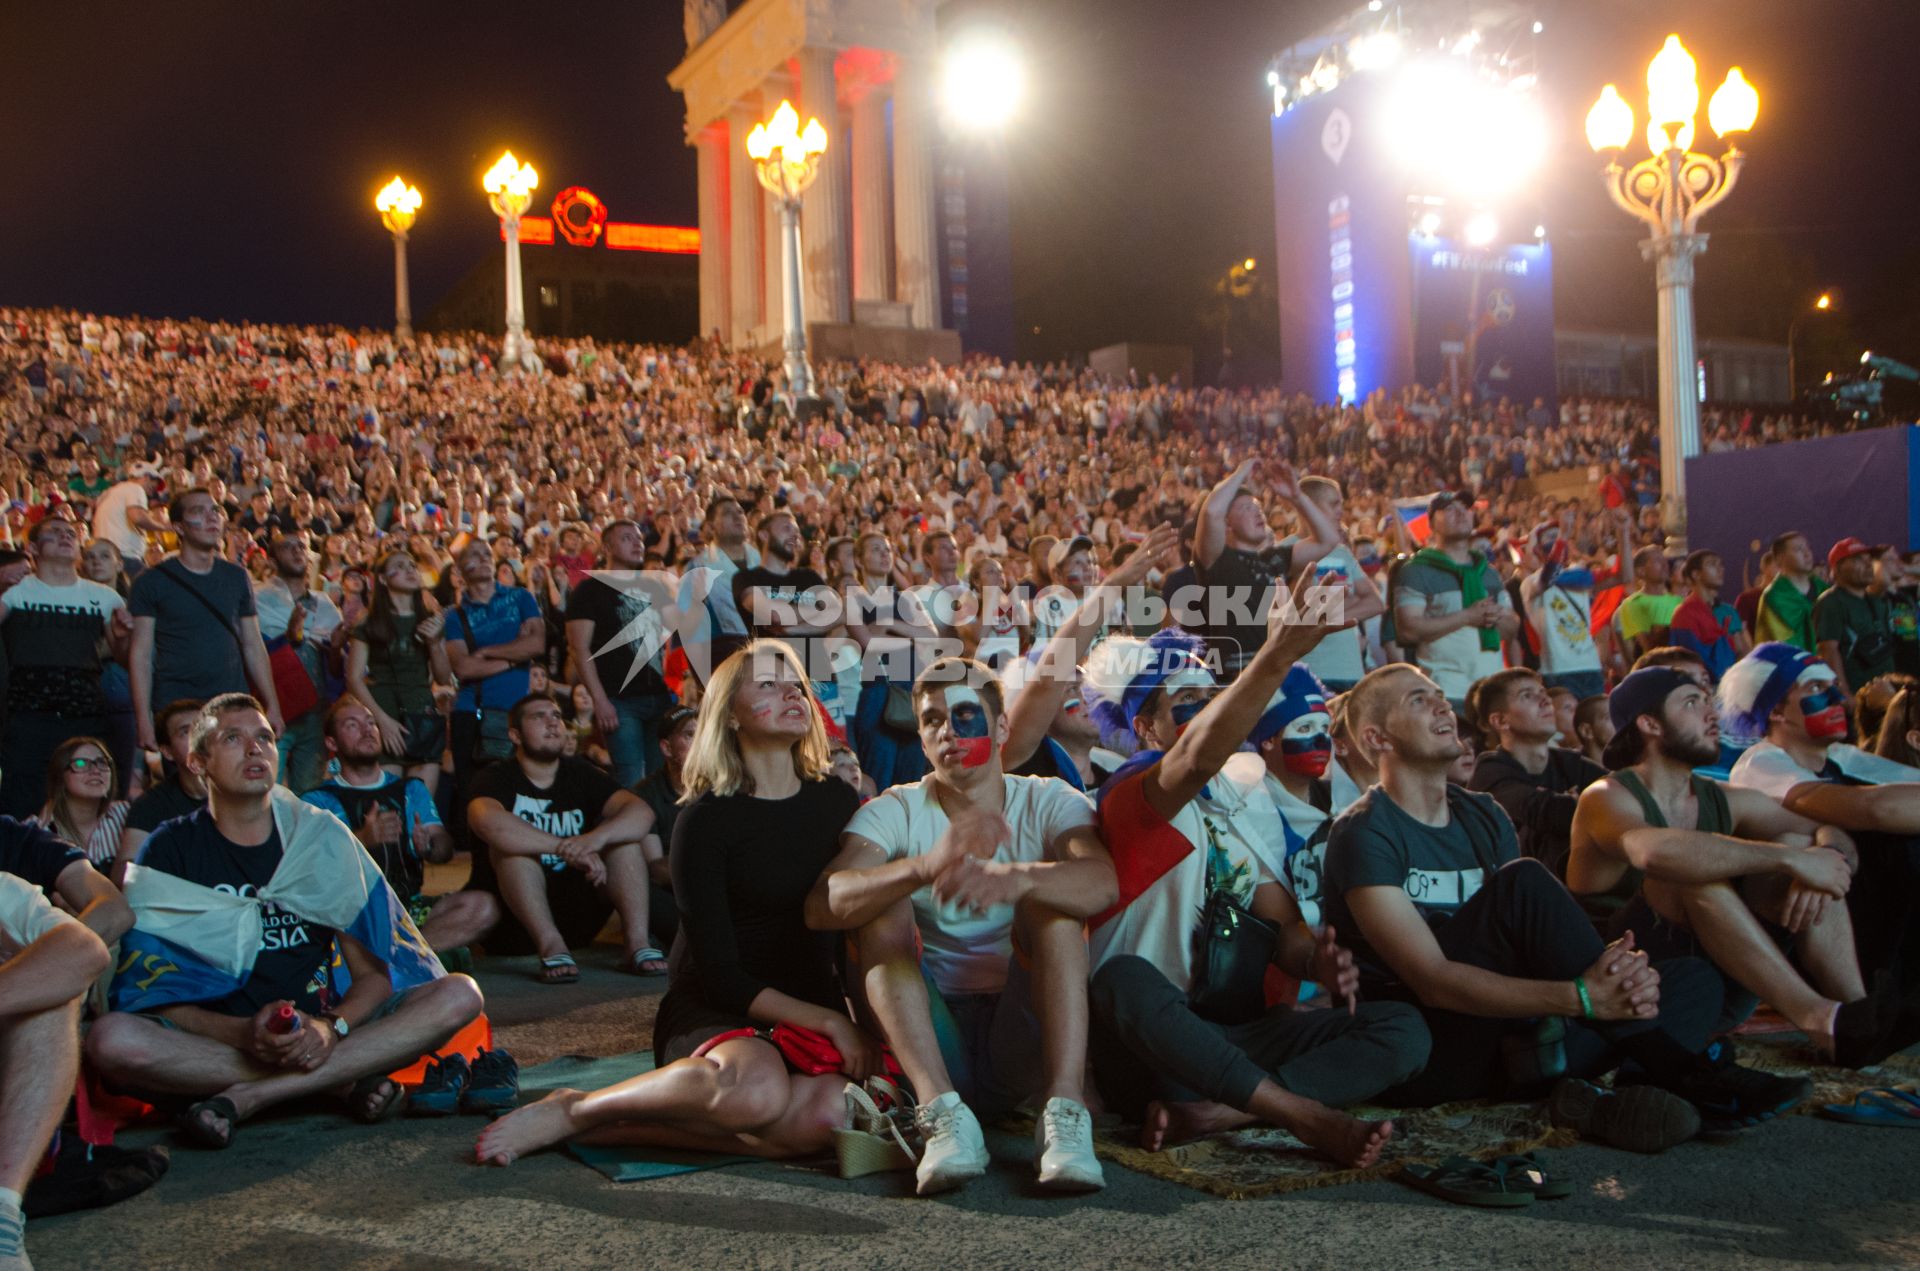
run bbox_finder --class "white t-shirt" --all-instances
[1091,753,1285,992]
[1727,740,1920,802]
[845,773,1096,995]
[0,573,124,624]
[1299,544,1367,685]
[92,480,150,558]
[0,870,74,948]
[255,579,344,645]
[1527,579,1601,675]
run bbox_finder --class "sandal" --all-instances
[178,1095,239,1150]
[624,947,669,976]
[1400,1158,1537,1208]
[1481,1153,1574,1201]
[1820,1087,1920,1128]
[539,954,580,984]
[348,1075,408,1125]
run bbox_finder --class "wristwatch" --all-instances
[322,1013,350,1039]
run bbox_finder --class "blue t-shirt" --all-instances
[448,586,542,712]
[303,773,441,899]
[138,809,330,1016]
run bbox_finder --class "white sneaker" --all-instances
[913,1091,989,1195]
[1034,1097,1105,1192]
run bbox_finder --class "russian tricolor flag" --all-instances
[1394,494,1441,546]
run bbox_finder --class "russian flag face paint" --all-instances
[1799,684,1849,740]
[1280,706,1333,777]
[944,685,993,768]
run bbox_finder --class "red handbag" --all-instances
[693,1022,905,1080]
[268,641,320,722]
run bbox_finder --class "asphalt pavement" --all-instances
[28,947,1920,1271]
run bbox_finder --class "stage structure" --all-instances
[673,0,1014,366]
[1268,0,1555,408]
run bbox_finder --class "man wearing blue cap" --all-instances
[1567,667,1908,1065]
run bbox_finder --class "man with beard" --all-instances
[304,698,499,956]
[1567,669,1908,1066]
[1323,664,1811,1144]
[732,510,837,688]
[567,520,674,787]
[464,693,662,982]
[1466,668,1604,869]
[256,533,346,794]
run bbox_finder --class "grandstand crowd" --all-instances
[0,304,1915,1258]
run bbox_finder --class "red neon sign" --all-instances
[552,186,607,247]
[605,223,701,254]
[504,216,555,245]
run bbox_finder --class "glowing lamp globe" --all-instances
[1585,84,1633,152]
[1709,67,1759,138]
[1646,35,1699,130]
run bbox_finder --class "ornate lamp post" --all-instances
[374,177,423,341]
[1587,37,1758,535]
[746,100,829,399]
[482,150,540,371]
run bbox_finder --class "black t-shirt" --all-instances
[1195,543,1294,671]
[126,558,258,706]
[465,757,623,892]
[139,810,330,1016]
[1468,747,1605,870]
[1323,785,1518,989]
[656,778,859,1044]
[125,773,207,835]
[0,815,84,896]
[631,769,684,868]
[563,576,670,699]
[732,565,832,678]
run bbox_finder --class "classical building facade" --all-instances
[671,0,962,364]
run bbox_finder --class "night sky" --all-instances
[5,0,1917,376]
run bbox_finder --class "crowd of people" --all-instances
[0,303,1915,1261]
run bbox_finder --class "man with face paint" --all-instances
[1080,592,1425,1169]
[1567,668,1910,1066]
[1248,663,1352,928]
[1722,642,1920,996]
[1465,669,1604,869]
[806,658,1118,1196]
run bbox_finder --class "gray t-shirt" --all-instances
[128,557,257,706]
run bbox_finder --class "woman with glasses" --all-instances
[31,737,129,867]
[346,549,454,796]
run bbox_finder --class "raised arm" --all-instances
[1196,458,1256,570]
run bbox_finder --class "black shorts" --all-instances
[477,864,614,957]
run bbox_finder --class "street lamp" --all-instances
[746,100,828,399]
[1587,36,1758,536]
[1787,291,1836,404]
[374,177,422,341]
[1217,257,1256,365]
[482,150,539,371]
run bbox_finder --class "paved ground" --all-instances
[28,950,1920,1270]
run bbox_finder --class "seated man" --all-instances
[1571,694,1615,770]
[0,814,132,947]
[1719,641,1920,996]
[0,872,112,1269]
[1323,665,1811,1147]
[85,694,482,1149]
[113,699,207,885]
[1568,667,1907,1065]
[1466,668,1605,869]
[303,698,498,956]
[1081,616,1424,1168]
[806,657,1118,1195]
[465,693,661,981]
[1251,663,1360,925]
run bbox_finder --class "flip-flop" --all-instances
[539,954,579,984]
[348,1075,408,1125]
[624,947,669,976]
[1401,1159,1536,1208]
[1820,1087,1920,1128]
[178,1095,239,1150]
[1481,1153,1574,1201]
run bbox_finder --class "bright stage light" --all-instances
[1463,212,1498,246]
[1417,209,1442,236]
[1267,69,1280,86]
[1349,31,1402,72]
[1533,222,1546,238]
[1532,21,1543,34]
[943,32,1026,130]
[1380,58,1546,197]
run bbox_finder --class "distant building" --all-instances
[426,237,699,346]
[1554,330,1789,404]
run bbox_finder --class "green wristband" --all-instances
[1573,976,1595,1019]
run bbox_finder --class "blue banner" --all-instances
[1408,237,1557,411]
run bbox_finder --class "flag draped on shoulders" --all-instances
[110,786,443,1013]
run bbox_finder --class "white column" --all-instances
[727,102,765,346]
[1644,231,1706,513]
[850,84,892,305]
[391,232,412,340]
[695,125,730,345]
[798,47,851,325]
[891,59,940,329]
[763,145,783,347]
